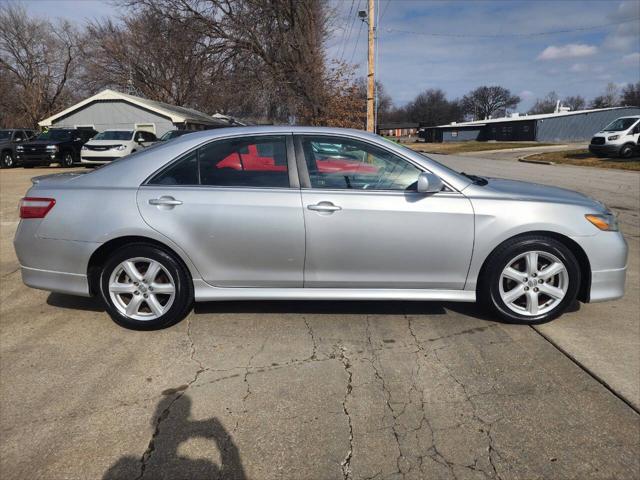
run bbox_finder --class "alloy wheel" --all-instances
[2,152,13,168]
[108,257,176,321]
[498,250,568,316]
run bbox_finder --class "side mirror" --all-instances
[74,137,82,142]
[416,172,444,194]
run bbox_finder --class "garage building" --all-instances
[38,89,234,137]
[420,106,640,143]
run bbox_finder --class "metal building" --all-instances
[38,89,233,137]
[420,106,640,143]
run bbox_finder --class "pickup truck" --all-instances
[0,129,37,168]
[16,128,97,168]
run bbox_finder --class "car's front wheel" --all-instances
[1,151,14,168]
[619,144,635,159]
[480,236,580,324]
[99,244,194,329]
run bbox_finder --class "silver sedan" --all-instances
[14,127,627,329]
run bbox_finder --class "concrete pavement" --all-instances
[1,165,639,480]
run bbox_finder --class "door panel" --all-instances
[137,133,305,287]
[301,190,474,288]
[138,187,305,287]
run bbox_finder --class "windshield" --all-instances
[0,130,11,141]
[92,130,133,141]
[35,130,73,141]
[160,130,192,141]
[602,118,638,132]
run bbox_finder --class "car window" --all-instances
[150,135,289,188]
[140,131,156,142]
[301,136,422,191]
[13,131,24,141]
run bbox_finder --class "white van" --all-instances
[80,129,157,165]
[589,116,640,159]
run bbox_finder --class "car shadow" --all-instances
[102,394,246,480]
[46,292,104,312]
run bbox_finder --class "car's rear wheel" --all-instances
[99,244,193,329]
[1,151,14,168]
[480,236,580,324]
[61,151,75,168]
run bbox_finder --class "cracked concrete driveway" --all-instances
[1,164,639,480]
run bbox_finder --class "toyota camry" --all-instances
[14,127,627,329]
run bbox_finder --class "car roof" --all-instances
[76,126,471,192]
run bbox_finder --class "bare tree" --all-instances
[123,0,329,124]
[563,95,586,111]
[620,82,640,106]
[461,86,520,120]
[404,89,462,126]
[0,3,80,127]
[591,83,620,109]
[528,91,559,115]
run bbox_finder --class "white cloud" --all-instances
[621,52,640,66]
[538,44,598,60]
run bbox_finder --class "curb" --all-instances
[518,157,555,165]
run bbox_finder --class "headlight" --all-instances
[46,145,58,151]
[585,213,619,231]
[81,145,88,151]
[115,145,127,151]
[16,145,23,151]
[607,135,619,141]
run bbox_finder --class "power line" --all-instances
[349,17,365,64]
[338,0,358,62]
[385,16,640,38]
[379,0,391,22]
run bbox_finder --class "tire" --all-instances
[61,151,75,168]
[619,144,634,159]
[99,244,194,330]
[479,235,580,324]
[1,151,14,168]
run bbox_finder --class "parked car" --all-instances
[0,129,37,168]
[81,129,157,166]
[159,130,196,142]
[16,128,97,168]
[14,127,627,330]
[589,115,640,159]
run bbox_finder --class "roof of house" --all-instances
[39,89,229,127]
[429,106,639,129]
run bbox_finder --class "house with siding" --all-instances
[419,106,640,143]
[38,89,235,137]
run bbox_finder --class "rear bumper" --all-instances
[20,266,91,297]
[588,144,620,156]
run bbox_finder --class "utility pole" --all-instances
[366,0,375,132]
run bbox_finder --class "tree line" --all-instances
[1,1,638,130]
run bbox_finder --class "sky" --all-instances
[21,0,640,112]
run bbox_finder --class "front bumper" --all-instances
[16,152,60,165]
[81,156,120,164]
[588,144,621,156]
[572,230,628,303]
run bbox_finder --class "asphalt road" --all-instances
[1,162,639,480]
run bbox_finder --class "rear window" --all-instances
[150,135,289,188]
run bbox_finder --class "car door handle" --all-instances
[149,196,183,206]
[307,202,342,212]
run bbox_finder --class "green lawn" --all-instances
[405,141,554,155]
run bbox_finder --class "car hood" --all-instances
[479,177,607,211]
[85,140,128,146]
[21,139,69,146]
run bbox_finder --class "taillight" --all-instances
[19,197,56,219]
